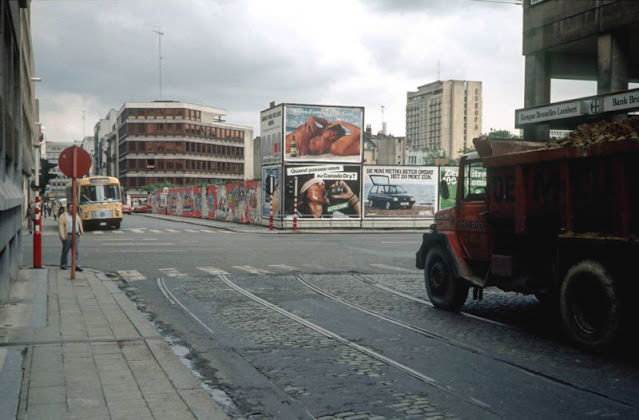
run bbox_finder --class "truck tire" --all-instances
[560,260,621,352]
[424,246,468,312]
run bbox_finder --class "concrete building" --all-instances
[43,141,76,201]
[112,101,253,194]
[521,0,639,139]
[94,109,118,176]
[1,0,37,301]
[406,80,482,161]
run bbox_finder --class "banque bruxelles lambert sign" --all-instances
[515,87,639,128]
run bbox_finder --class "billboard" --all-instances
[261,165,282,219]
[284,104,363,163]
[363,166,437,218]
[260,104,283,165]
[284,164,361,219]
[439,166,458,211]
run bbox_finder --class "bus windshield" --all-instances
[80,184,121,203]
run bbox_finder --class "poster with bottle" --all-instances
[283,104,364,163]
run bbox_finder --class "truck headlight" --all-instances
[392,197,398,201]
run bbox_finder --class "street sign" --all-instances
[58,146,91,178]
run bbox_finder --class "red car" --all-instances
[133,204,153,213]
[122,203,132,214]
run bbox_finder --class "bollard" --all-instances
[33,195,42,268]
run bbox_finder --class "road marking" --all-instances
[200,229,220,233]
[148,229,162,233]
[92,231,104,235]
[165,228,180,233]
[185,229,199,233]
[129,228,145,234]
[158,268,188,278]
[233,266,272,275]
[268,264,298,271]
[197,266,229,275]
[370,263,414,272]
[113,230,124,234]
[117,270,146,281]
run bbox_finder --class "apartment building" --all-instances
[406,80,482,160]
[104,101,253,193]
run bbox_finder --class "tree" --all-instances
[483,129,520,139]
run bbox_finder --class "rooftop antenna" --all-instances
[153,29,164,99]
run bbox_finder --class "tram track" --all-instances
[155,271,636,416]
[296,273,634,409]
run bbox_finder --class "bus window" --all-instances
[104,185,120,201]
[80,186,97,203]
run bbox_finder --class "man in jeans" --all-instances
[58,203,84,271]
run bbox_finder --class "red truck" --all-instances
[416,124,638,352]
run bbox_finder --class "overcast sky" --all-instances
[31,0,595,143]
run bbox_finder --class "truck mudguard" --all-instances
[416,232,476,281]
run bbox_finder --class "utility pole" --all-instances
[153,29,164,99]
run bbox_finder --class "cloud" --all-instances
[31,0,525,143]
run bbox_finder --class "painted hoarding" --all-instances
[363,165,437,218]
[260,104,283,165]
[284,104,363,163]
[284,164,361,219]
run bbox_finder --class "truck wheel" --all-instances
[560,260,621,352]
[425,247,468,312]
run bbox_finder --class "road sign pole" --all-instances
[71,147,77,280]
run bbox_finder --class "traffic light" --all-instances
[264,175,274,195]
[286,177,296,196]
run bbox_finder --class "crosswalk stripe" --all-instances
[200,229,220,233]
[165,228,180,233]
[158,268,188,278]
[113,230,124,234]
[268,264,298,271]
[233,266,272,275]
[117,270,146,281]
[92,231,104,235]
[370,263,414,272]
[196,266,229,275]
[185,229,199,233]
[129,228,145,233]
[148,229,162,233]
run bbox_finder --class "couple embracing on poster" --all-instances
[285,116,361,158]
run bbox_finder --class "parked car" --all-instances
[367,174,415,210]
[122,203,132,214]
[133,203,153,213]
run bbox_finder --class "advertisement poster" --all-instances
[439,166,458,211]
[363,165,437,218]
[284,104,363,163]
[261,165,281,219]
[284,164,361,219]
[260,105,283,165]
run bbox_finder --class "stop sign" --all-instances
[58,146,91,178]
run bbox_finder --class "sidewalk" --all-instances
[0,266,229,420]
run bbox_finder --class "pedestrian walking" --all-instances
[26,202,35,233]
[58,203,84,271]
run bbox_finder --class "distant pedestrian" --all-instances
[26,202,35,233]
[46,202,52,217]
[58,203,84,271]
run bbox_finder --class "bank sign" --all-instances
[515,87,639,128]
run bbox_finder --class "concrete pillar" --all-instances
[523,53,551,141]
[597,32,629,95]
